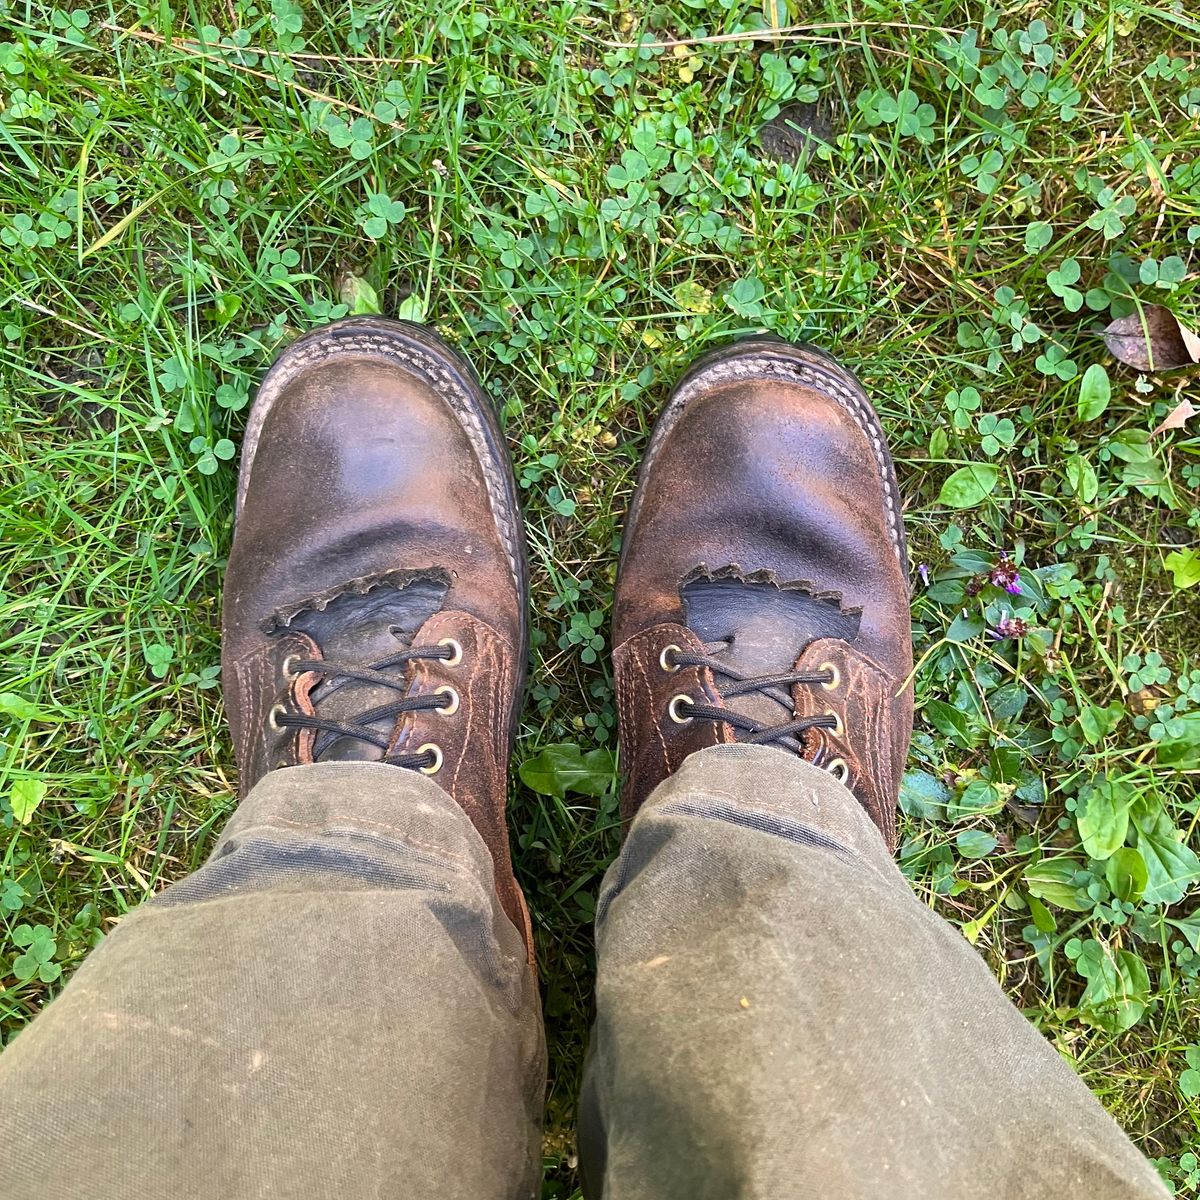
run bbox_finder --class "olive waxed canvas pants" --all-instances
[0,745,1168,1199]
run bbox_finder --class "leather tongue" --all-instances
[681,573,860,732]
[284,578,447,760]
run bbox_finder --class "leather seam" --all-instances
[450,635,477,798]
[634,636,674,771]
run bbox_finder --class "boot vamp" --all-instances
[224,354,521,656]
[616,378,909,681]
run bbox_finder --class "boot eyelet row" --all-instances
[818,661,840,691]
[659,644,682,673]
[434,685,460,716]
[668,693,694,724]
[438,638,464,666]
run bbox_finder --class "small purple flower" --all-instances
[989,615,1029,641]
[990,554,1022,595]
[966,575,984,597]
[918,563,931,586]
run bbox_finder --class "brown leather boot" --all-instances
[222,317,533,954]
[613,339,913,847]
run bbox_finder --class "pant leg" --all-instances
[0,762,545,1200]
[578,743,1167,1200]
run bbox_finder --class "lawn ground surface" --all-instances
[2,0,1200,1193]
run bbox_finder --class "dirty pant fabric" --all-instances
[0,748,1167,1200]
[0,763,546,1200]
[577,745,1168,1199]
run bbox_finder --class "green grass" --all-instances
[2,0,1200,1193]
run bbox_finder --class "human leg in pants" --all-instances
[0,318,548,1198]
[578,745,1168,1199]
[0,763,545,1199]
[585,339,1169,1198]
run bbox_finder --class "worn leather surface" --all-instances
[612,623,732,823]
[791,637,910,847]
[222,317,533,954]
[225,629,319,785]
[613,339,913,845]
[385,609,533,952]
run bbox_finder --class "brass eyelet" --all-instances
[659,644,682,673]
[819,662,840,691]
[826,757,850,784]
[438,638,464,667]
[281,654,303,682]
[434,685,460,716]
[418,743,444,774]
[268,703,288,732]
[825,709,844,738]
[668,694,694,724]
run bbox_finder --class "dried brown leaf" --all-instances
[1103,305,1200,372]
[1151,397,1199,437]
[1128,687,1165,716]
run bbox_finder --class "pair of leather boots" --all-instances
[222,319,913,958]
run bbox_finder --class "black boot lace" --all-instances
[663,643,840,752]
[272,640,458,770]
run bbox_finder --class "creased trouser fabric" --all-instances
[0,748,1167,1199]
[0,763,545,1200]
[578,744,1167,1199]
